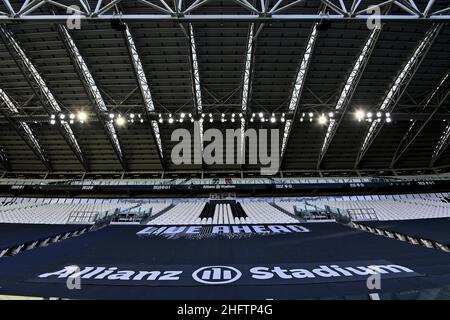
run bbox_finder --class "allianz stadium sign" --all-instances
[136,224,310,239]
[34,261,421,287]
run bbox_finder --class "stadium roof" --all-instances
[0,0,449,178]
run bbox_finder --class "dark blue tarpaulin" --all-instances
[1,222,450,299]
[361,218,450,245]
[0,223,89,251]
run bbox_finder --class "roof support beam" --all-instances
[181,23,204,165]
[355,23,443,168]
[0,24,88,170]
[240,23,256,165]
[0,87,52,170]
[0,0,449,21]
[56,24,128,171]
[122,21,165,170]
[391,70,450,168]
[430,71,450,165]
[317,25,382,169]
[280,23,319,166]
[0,146,8,170]
[432,123,450,166]
[1,14,449,22]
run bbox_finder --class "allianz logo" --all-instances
[192,266,242,284]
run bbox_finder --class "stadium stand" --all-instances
[0,193,449,226]
[0,0,449,302]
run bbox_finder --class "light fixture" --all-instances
[328,112,334,118]
[308,112,313,118]
[270,116,276,123]
[366,112,373,118]
[158,118,163,124]
[259,112,263,118]
[69,113,75,119]
[130,113,135,119]
[168,117,174,124]
[376,112,382,118]
[59,114,65,119]
[355,110,365,121]
[181,112,185,118]
[116,116,125,126]
[318,114,327,125]
[77,111,87,122]
[50,119,56,125]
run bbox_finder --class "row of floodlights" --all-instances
[157,112,289,124]
[47,110,393,126]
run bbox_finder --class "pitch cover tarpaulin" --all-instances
[361,218,450,245]
[1,223,450,299]
[0,223,89,251]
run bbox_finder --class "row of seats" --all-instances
[0,202,175,225]
[316,200,450,221]
[148,202,206,225]
[275,197,450,222]
[196,204,246,225]
[240,202,298,224]
[148,202,299,225]
[2,194,450,225]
